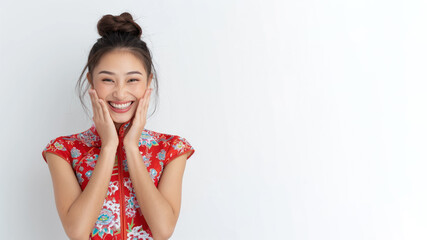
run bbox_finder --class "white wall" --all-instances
[1,0,426,239]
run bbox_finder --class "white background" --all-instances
[0,0,426,239]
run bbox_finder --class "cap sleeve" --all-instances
[42,137,72,165]
[164,135,195,167]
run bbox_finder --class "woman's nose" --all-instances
[112,84,127,99]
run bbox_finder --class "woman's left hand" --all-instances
[123,87,153,149]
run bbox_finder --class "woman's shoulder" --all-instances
[143,128,195,161]
[143,128,187,145]
[45,125,101,150]
[42,126,100,164]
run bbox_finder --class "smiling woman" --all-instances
[42,12,195,240]
[88,50,151,128]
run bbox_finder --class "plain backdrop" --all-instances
[0,0,426,239]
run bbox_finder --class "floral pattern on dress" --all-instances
[70,147,81,158]
[142,152,152,167]
[123,158,129,172]
[157,149,166,161]
[76,172,84,184]
[85,154,98,168]
[125,192,140,218]
[72,159,78,168]
[156,162,164,183]
[108,181,119,196]
[138,131,159,149]
[77,128,101,147]
[92,198,120,238]
[149,168,157,181]
[127,219,153,240]
[124,177,133,193]
[172,137,189,153]
[54,141,66,151]
[42,121,195,240]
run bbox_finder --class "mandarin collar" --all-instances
[88,119,134,147]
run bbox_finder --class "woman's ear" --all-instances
[148,73,153,87]
[86,72,94,89]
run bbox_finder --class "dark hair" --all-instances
[76,12,158,118]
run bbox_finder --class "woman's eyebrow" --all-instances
[98,70,143,75]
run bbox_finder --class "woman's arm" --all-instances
[125,146,189,240]
[45,146,116,240]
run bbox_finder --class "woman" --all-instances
[42,12,195,240]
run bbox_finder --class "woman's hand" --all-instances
[89,88,119,149]
[123,87,153,149]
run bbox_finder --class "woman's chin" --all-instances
[108,107,136,128]
[112,117,131,124]
[110,113,134,125]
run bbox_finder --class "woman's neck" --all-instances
[114,122,122,132]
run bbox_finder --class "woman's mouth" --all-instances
[108,101,134,113]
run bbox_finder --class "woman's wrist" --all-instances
[123,141,139,152]
[101,144,118,153]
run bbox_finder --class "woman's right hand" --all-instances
[89,88,119,150]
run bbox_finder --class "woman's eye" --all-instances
[102,79,113,82]
[128,79,139,82]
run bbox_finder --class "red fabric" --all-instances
[42,120,195,239]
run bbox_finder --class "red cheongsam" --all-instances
[42,120,195,240]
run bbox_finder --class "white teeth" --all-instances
[110,102,132,109]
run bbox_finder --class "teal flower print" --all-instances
[138,132,159,149]
[96,208,114,225]
[126,194,137,209]
[91,200,120,238]
[92,208,115,237]
[143,155,151,167]
[172,140,185,152]
[85,170,93,179]
[149,168,157,180]
[54,142,66,151]
[71,147,81,158]
[123,159,129,172]
[76,172,84,184]
[86,154,98,168]
[72,159,78,168]
[157,149,166,161]
[91,227,113,238]
[78,130,100,147]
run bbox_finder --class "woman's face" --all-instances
[88,49,152,127]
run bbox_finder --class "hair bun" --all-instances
[97,12,142,39]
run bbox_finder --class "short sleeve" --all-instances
[164,135,195,166]
[42,137,72,165]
